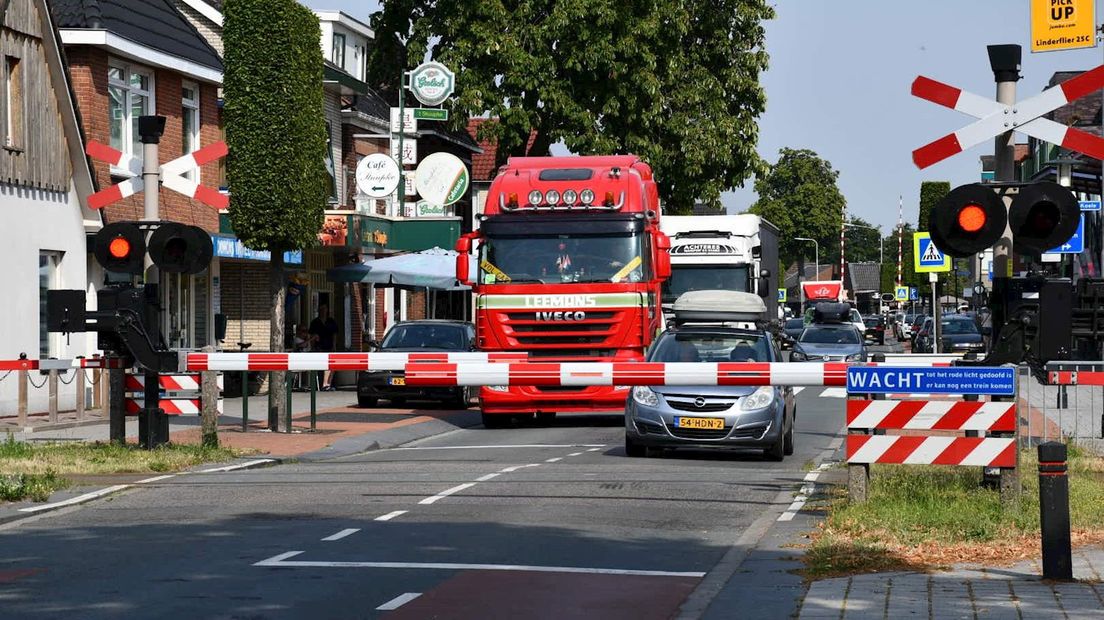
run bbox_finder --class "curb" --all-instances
[0,457,281,526]
[293,410,482,462]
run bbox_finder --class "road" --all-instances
[0,385,847,619]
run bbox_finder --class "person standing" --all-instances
[309,304,339,390]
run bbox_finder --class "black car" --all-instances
[782,318,805,349]
[862,315,886,345]
[913,315,984,354]
[356,320,476,408]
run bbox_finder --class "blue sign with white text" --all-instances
[1080,200,1101,212]
[1046,215,1085,254]
[846,366,1015,396]
[909,287,918,301]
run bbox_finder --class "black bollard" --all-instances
[1038,442,1073,581]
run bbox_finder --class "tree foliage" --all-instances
[224,0,328,252]
[842,216,881,264]
[917,181,950,233]
[749,148,846,270]
[368,0,774,213]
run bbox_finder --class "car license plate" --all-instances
[674,416,724,430]
[389,377,405,386]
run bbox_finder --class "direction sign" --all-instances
[909,287,918,301]
[1031,0,1096,53]
[1046,214,1086,254]
[415,152,469,206]
[911,66,1104,168]
[846,366,1015,396]
[914,232,951,272]
[413,108,448,121]
[895,286,908,301]
[355,153,401,199]
[778,289,787,303]
[1080,200,1101,212]
[408,61,455,106]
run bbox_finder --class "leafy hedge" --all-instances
[223,0,328,253]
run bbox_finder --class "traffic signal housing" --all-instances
[929,183,1007,258]
[148,222,213,274]
[1008,181,1082,256]
[93,222,146,275]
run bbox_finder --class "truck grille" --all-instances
[527,349,618,359]
[499,309,631,350]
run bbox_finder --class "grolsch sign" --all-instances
[409,61,456,106]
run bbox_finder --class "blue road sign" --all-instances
[988,260,993,281]
[1080,200,1101,212]
[909,287,918,301]
[846,366,1015,396]
[1046,215,1085,254]
[895,286,908,301]
[917,236,949,269]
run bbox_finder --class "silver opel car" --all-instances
[625,320,796,461]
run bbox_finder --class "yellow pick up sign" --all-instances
[1032,0,1096,52]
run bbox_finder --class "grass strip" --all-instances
[0,472,70,502]
[0,435,249,477]
[805,445,1104,578]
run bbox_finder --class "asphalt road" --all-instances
[0,385,848,619]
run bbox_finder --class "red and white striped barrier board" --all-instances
[403,362,849,387]
[0,357,126,371]
[846,435,1016,468]
[124,398,223,415]
[847,400,1016,432]
[912,66,1104,168]
[125,374,224,392]
[1048,370,1104,386]
[182,352,530,372]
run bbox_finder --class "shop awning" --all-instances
[326,247,474,290]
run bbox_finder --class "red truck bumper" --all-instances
[479,385,629,415]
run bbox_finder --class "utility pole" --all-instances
[138,116,168,449]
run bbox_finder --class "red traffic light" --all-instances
[1008,181,1081,256]
[93,222,146,275]
[929,184,1007,258]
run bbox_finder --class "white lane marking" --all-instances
[419,482,476,505]
[792,387,805,395]
[567,452,583,457]
[18,484,131,513]
[475,473,500,482]
[375,510,407,522]
[499,463,540,473]
[134,474,176,484]
[196,459,276,473]
[321,528,360,542]
[254,555,706,577]
[392,444,605,451]
[778,463,834,522]
[376,592,422,611]
[545,457,562,463]
[254,551,305,566]
[586,448,602,452]
[818,388,848,399]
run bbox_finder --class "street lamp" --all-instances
[795,238,819,281]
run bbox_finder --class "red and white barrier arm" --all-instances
[847,435,1016,468]
[182,352,529,372]
[1048,370,1104,386]
[0,357,126,371]
[403,362,849,387]
[125,374,224,391]
[847,400,1016,432]
[125,398,223,415]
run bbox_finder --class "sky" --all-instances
[300,0,1104,232]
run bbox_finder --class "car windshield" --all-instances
[480,233,646,284]
[785,318,805,329]
[850,310,862,322]
[941,319,979,335]
[799,327,860,344]
[650,332,770,362]
[863,317,881,326]
[662,265,750,304]
[382,324,467,350]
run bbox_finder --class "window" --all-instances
[181,81,200,181]
[332,33,346,68]
[39,252,62,357]
[4,55,22,149]
[108,62,154,168]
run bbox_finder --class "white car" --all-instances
[849,309,867,340]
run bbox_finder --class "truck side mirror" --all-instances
[758,269,770,298]
[655,232,671,279]
[455,234,475,285]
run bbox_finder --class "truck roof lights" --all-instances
[604,191,616,207]
[562,189,578,205]
[580,189,595,205]
[544,189,560,205]
[528,190,543,206]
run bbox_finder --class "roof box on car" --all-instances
[671,290,767,324]
[812,302,851,324]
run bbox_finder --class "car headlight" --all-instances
[790,350,807,361]
[632,386,660,407]
[486,385,510,392]
[846,353,865,361]
[741,386,775,410]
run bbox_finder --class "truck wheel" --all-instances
[625,435,646,458]
[482,412,509,429]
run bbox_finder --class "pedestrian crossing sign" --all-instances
[778,288,787,303]
[895,286,908,301]
[913,232,951,273]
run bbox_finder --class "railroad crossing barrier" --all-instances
[182,352,529,372]
[0,356,123,427]
[123,371,223,417]
[1030,361,1104,450]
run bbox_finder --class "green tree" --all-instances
[224,0,328,430]
[749,148,846,276]
[918,181,950,232]
[842,216,882,264]
[368,0,774,213]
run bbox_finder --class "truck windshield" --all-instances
[479,233,646,284]
[662,265,750,303]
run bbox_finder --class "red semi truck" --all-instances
[455,155,671,427]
